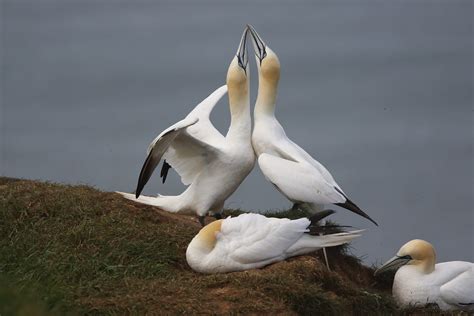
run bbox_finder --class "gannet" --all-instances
[374,239,474,311]
[118,27,255,226]
[247,25,377,226]
[186,212,363,274]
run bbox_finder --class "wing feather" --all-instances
[440,265,474,307]
[161,85,228,185]
[218,214,309,264]
[136,117,200,197]
[136,85,227,194]
[258,153,345,205]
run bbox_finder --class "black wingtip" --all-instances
[135,179,144,199]
[335,198,378,226]
[135,151,155,199]
[160,160,171,184]
[308,224,353,235]
[308,209,336,225]
[333,187,378,226]
[135,183,143,199]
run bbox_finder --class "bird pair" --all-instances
[118,24,377,228]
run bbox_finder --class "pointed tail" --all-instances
[116,191,179,213]
[287,230,364,257]
[315,230,364,248]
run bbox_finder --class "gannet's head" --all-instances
[192,219,223,253]
[374,239,436,276]
[247,24,280,85]
[186,219,224,273]
[226,26,249,92]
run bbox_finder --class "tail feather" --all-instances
[115,191,179,213]
[315,230,364,248]
[286,230,364,257]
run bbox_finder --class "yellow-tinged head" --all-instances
[247,24,280,115]
[227,27,249,90]
[260,48,280,85]
[195,219,223,252]
[374,239,436,276]
[396,239,436,273]
[247,24,280,85]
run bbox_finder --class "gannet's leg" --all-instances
[198,216,206,227]
[293,204,333,269]
[320,218,330,270]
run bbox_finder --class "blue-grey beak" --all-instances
[236,26,249,73]
[247,24,267,64]
[374,255,412,276]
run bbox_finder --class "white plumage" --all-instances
[186,213,363,274]
[375,239,474,311]
[117,28,255,223]
[247,25,377,226]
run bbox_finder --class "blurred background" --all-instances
[2,1,472,265]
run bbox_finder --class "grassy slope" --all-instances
[0,177,465,315]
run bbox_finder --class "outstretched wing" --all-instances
[161,85,228,185]
[440,265,474,308]
[217,214,310,264]
[136,117,219,197]
[136,85,227,196]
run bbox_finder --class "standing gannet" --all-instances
[118,27,255,226]
[186,212,363,274]
[375,239,474,311]
[247,25,377,226]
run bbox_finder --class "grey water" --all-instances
[2,1,472,265]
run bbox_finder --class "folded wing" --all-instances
[440,265,474,308]
[218,214,310,264]
[257,153,346,205]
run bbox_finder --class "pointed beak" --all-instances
[236,27,249,73]
[374,255,412,276]
[247,24,267,64]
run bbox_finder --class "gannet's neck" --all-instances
[255,77,278,118]
[226,62,251,142]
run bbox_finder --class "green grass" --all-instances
[0,177,467,315]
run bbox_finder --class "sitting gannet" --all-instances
[375,239,474,311]
[186,212,363,274]
[247,25,377,226]
[118,27,255,226]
